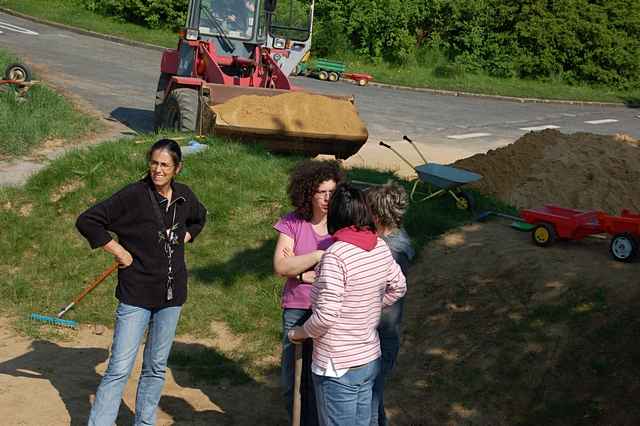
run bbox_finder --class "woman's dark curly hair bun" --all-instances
[288,160,344,221]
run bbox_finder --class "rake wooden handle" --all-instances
[57,262,119,318]
[292,342,303,426]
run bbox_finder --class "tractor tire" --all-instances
[318,70,329,81]
[610,233,638,262]
[4,63,32,82]
[161,87,199,132]
[328,72,339,82]
[153,73,172,131]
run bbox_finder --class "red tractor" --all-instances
[154,0,368,159]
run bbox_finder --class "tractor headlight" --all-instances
[186,28,199,41]
[273,38,286,49]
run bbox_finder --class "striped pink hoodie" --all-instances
[302,228,407,370]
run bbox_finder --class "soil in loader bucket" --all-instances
[207,90,369,159]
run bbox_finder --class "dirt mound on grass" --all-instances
[454,129,640,214]
[385,222,640,425]
[212,92,368,137]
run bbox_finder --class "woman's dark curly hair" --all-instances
[288,160,345,221]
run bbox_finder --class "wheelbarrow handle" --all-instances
[379,141,416,170]
[403,135,428,164]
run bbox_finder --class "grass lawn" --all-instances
[337,55,640,104]
[0,49,99,158]
[0,135,502,377]
[1,0,637,103]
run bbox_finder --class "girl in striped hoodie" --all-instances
[289,183,406,426]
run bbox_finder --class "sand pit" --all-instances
[454,130,640,213]
[386,222,640,425]
[211,92,368,137]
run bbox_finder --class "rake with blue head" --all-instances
[30,262,119,328]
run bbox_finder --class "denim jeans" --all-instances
[282,308,318,426]
[371,297,405,426]
[88,302,182,426]
[313,358,381,426]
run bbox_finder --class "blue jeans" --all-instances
[282,308,318,426]
[88,303,182,426]
[371,297,405,426]
[313,358,381,426]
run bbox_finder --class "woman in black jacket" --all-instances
[76,139,207,426]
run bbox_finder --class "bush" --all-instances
[82,0,640,88]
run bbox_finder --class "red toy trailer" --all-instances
[343,72,374,86]
[597,210,640,262]
[520,205,604,247]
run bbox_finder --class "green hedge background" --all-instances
[80,0,640,90]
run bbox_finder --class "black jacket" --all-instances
[76,177,207,308]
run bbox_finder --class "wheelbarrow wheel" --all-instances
[610,233,638,262]
[4,63,32,82]
[532,223,556,247]
[456,190,476,211]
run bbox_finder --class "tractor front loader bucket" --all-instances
[198,84,368,159]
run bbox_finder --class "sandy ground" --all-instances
[3,221,639,425]
[0,318,286,426]
[386,222,640,425]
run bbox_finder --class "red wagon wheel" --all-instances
[532,223,557,247]
[610,233,638,262]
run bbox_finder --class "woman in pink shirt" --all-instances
[289,183,406,426]
[273,160,344,425]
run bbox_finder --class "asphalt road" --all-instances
[2,11,639,172]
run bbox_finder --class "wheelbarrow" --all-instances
[0,63,37,97]
[379,136,482,210]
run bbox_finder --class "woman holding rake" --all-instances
[76,139,207,426]
[288,183,406,426]
[273,159,344,425]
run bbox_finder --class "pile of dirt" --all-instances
[454,130,640,213]
[211,92,368,137]
[385,223,640,425]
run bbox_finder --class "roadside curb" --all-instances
[0,7,626,108]
[0,7,167,52]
